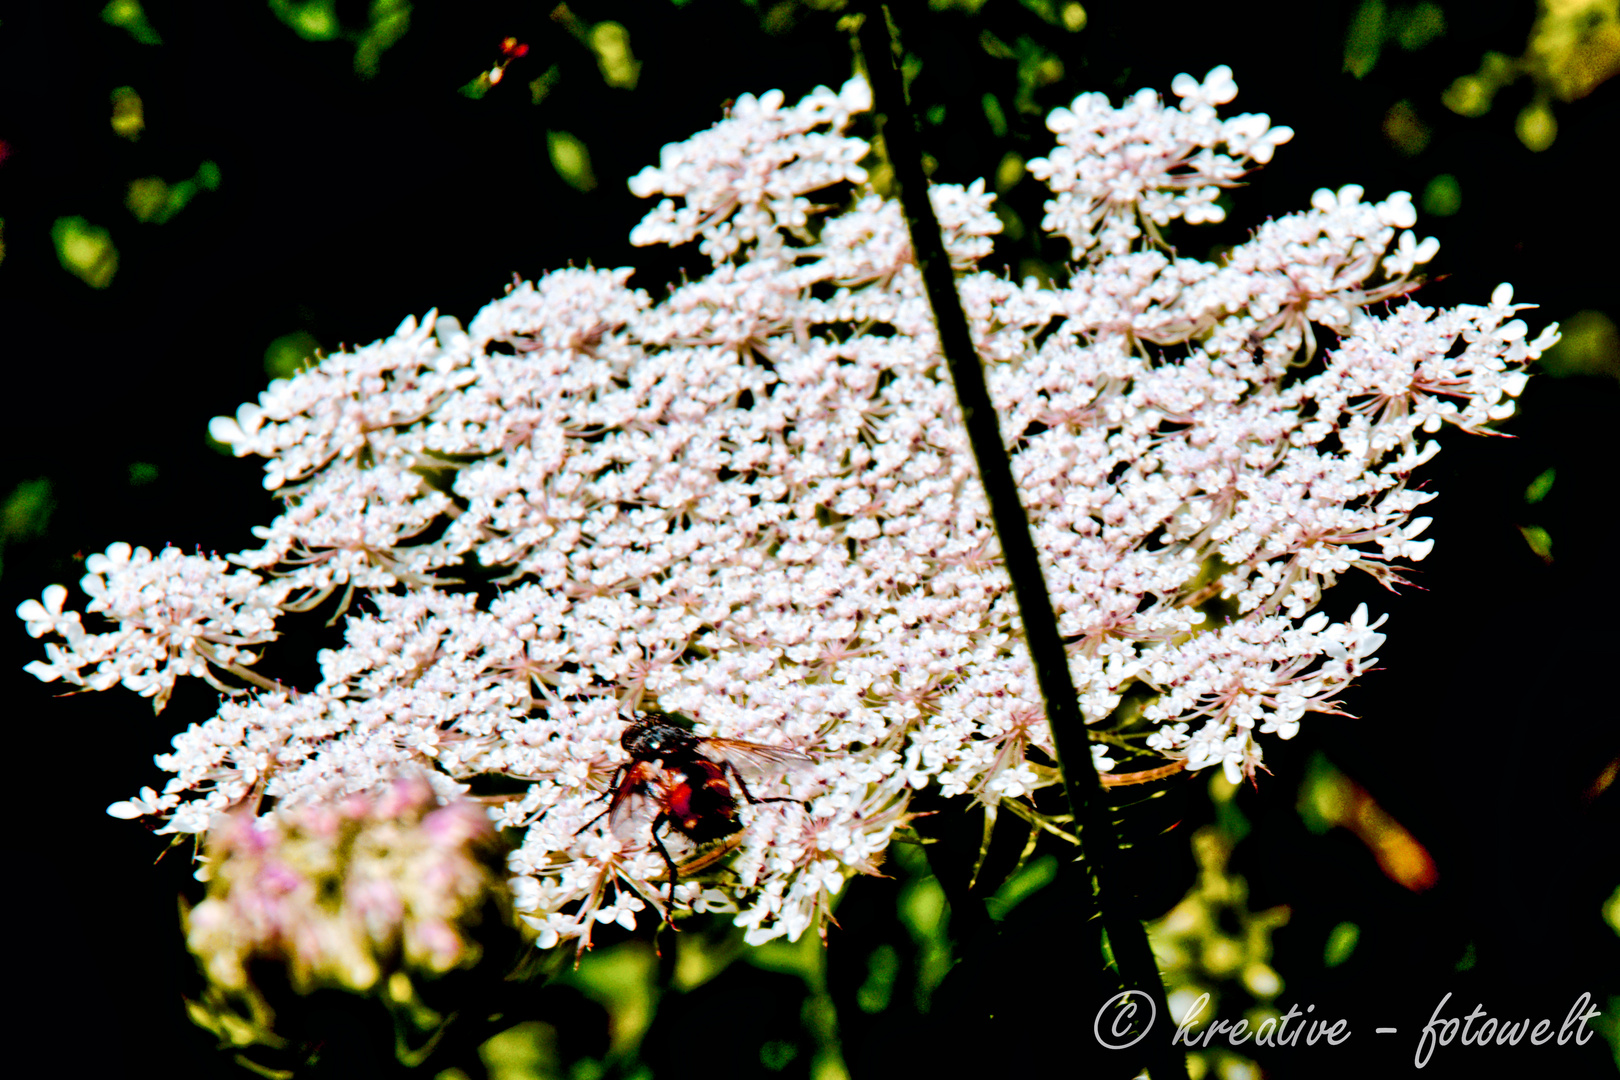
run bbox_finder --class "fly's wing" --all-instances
[695,737,817,778]
[606,762,661,840]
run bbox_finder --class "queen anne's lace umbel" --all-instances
[20,69,1555,949]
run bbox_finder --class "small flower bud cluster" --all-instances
[19,70,1556,950]
[184,777,502,996]
[1150,822,1290,1071]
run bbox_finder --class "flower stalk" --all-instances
[854,3,1183,1074]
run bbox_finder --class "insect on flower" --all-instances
[580,711,818,903]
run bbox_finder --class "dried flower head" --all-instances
[20,69,1555,950]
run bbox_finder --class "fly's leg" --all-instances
[649,813,680,903]
[575,765,626,836]
[725,762,800,807]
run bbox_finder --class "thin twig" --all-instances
[1100,759,1188,787]
[853,5,1184,1075]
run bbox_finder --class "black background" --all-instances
[1,1,1614,1076]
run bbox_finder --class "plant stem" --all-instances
[853,4,1184,1075]
[195,639,295,696]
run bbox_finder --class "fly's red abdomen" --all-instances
[667,761,741,843]
[665,779,697,820]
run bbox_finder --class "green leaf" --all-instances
[1518,524,1553,563]
[1524,467,1555,505]
[548,131,597,192]
[1344,0,1386,79]
[102,0,162,44]
[267,0,339,41]
[51,216,118,288]
[1323,920,1360,967]
[985,853,1057,921]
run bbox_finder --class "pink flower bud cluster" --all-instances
[184,777,501,996]
[19,69,1556,950]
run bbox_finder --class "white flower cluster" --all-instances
[1029,65,1295,257]
[20,70,1555,950]
[19,544,290,711]
[628,80,874,261]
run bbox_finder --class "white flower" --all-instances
[22,69,1555,951]
[16,584,78,639]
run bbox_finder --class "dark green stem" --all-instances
[853,4,1184,1075]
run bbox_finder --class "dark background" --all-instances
[1,1,1614,1077]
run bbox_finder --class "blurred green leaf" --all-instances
[1344,0,1386,78]
[1421,173,1461,216]
[984,853,1056,921]
[1516,100,1557,151]
[1518,524,1553,563]
[1211,770,1251,844]
[110,86,145,139]
[590,22,640,89]
[459,71,497,99]
[480,1020,559,1080]
[1537,310,1620,380]
[125,162,219,224]
[265,331,322,379]
[1019,0,1086,28]
[1524,467,1556,504]
[1347,1,1444,79]
[981,93,1007,138]
[994,152,1023,192]
[0,477,55,581]
[531,64,562,106]
[355,0,411,78]
[1323,921,1360,967]
[51,216,118,288]
[1442,74,1493,116]
[566,943,655,1058]
[1382,100,1430,155]
[548,131,597,192]
[2,478,54,542]
[1528,0,1620,102]
[747,919,825,982]
[1297,753,1340,836]
[268,0,409,75]
[125,177,170,221]
[1011,36,1064,114]
[855,944,898,1014]
[268,0,338,41]
[895,849,950,1011]
[102,0,162,44]
[1455,940,1477,971]
[1443,51,1516,116]
[759,1039,798,1071]
[1397,1,1445,50]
